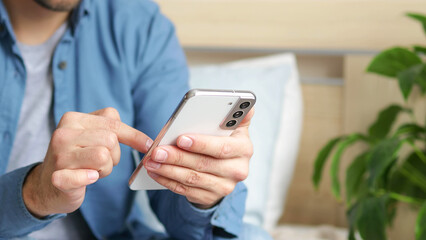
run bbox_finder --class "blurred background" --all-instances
[154,1,426,239]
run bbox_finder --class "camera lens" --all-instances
[240,102,250,109]
[226,120,237,127]
[233,111,243,118]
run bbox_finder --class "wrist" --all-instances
[191,198,223,210]
[22,163,50,218]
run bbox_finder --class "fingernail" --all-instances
[146,160,161,169]
[179,136,193,148]
[87,170,99,181]
[146,139,153,150]
[153,149,167,162]
[148,171,159,179]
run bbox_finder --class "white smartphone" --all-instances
[128,89,256,190]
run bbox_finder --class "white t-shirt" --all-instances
[7,23,93,240]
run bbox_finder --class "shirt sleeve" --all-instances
[0,163,65,238]
[147,182,248,240]
[130,3,247,239]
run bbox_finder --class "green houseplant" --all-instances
[312,13,426,240]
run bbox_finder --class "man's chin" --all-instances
[33,0,81,12]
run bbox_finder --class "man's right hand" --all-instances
[22,108,152,218]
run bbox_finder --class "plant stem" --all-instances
[407,141,426,164]
[376,189,424,205]
[400,165,426,193]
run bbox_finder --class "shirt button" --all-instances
[58,61,67,70]
[3,131,10,142]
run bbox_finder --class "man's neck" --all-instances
[3,0,70,45]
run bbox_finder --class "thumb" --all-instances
[51,169,99,193]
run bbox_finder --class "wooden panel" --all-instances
[343,55,426,134]
[157,0,426,51]
[186,51,344,84]
[280,84,346,226]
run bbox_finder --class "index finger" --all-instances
[115,121,152,153]
[59,112,152,153]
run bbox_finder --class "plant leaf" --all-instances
[368,138,401,190]
[414,46,426,55]
[346,152,369,204]
[312,137,342,189]
[366,47,422,78]
[347,203,359,240]
[397,64,424,100]
[356,196,387,240]
[416,202,426,240]
[368,105,405,140]
[394,123,426,139]
[407,13,426,35]
[330,134,365,200]
[397,151,426,194]
[415,65,426,94]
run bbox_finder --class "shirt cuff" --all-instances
[0,163,65,238]
[177,195,218,227]
[210,182,248,237]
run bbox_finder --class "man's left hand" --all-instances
[144,109,254,209]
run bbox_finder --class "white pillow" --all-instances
[189,53,303,230]
[263,55,302,230]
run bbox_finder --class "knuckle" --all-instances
[104,132,118,149]
[221,182,236,196]
[131,130,143,145]
[112,148,121,166]
[51,128,70,147]
[233,166,249,181]
[93,147,110,165]
[185,171,201,185]
[218,143,232,159]
[173,183,187,195]
[106,119,121,132]
[204,195,217,206]
[60,112,76,123]
[174,148,185,165]
[103,107,120,120]
[195,155,211,172]
[243,141,254,159]
[101,163,113,177]
[198,195,215,206]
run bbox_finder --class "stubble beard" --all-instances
[33,0,81,12]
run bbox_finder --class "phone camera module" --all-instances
[226,120,237,127]
[233,111,243,118]
[240,102,250,109]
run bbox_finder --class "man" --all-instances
[0,0,272,239]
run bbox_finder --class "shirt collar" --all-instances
[0,0,15,39]
[69,0,92,36]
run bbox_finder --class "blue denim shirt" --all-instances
[0,0,247,239]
